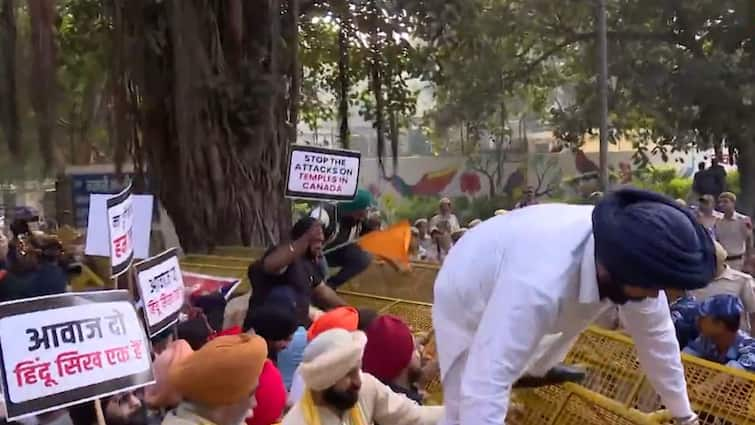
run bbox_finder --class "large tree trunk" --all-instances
[28,0,59,171]
[0,0,20,156]
[28,0,61,171]
[113,0,294,252]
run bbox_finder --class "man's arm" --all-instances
[311,282,346,310]
[459,282,557,425]
[738,276,755,334]
[261,222,321,274]
[744,223,752,271]
[619,292,695,419]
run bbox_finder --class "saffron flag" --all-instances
[358,220,412,265]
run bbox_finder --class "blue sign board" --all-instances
[71,173,134,228]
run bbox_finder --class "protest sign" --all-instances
[85,194,153,260]
[106,185,135,277]
[0,291,153,420]
[285,145,361,201]
[134,248,184,337]
[182,271,241,301]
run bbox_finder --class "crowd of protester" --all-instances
[407,186,538,263]
[0,177,753,425]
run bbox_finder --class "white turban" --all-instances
[299,329,367,391]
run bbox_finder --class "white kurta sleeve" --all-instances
[365,373,444,425]
[459,282,557,425]
[619,292,694,418]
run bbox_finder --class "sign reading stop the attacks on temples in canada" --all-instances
[285,145,361,201]
[0,291,153,420]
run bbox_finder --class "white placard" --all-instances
[106,185,134,277]
[0,291,153,420]
[285,145,361,201]
[85,194,153,260]
[134,248,184,337]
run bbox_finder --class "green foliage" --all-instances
[390,196,439,223]
[386,193,512,226]
[632,167,693,200]
[298,1,462,157]
[727,170,741,195]
[457,195,512,224]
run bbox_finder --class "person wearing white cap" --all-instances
[429,198,460,234]
[283,329,443,425]
[414,218,434,257]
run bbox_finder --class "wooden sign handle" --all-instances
[94,398,107,425]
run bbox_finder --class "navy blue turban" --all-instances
[592,188,715,290]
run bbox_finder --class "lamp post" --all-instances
[597,0,610,191]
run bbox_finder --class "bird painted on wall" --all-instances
[574,149,600,175]
[501,167,526,196]
[386,167,458,197]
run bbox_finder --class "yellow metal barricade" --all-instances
[211,245,267,258]
[183,254,252,268]
[338,290,755,425]
[199,250,755,425]
[568,326,755,425]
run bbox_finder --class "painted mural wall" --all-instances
[358,147,734,203]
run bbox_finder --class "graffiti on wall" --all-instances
[386,168,458,197]
[361,146,718,204]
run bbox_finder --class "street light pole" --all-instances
[597,0,610,191]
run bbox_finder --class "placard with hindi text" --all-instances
[134,248,185,337]
[106,184,135,277]
[0,291,153,420]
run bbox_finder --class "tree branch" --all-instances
[502,30,675,84]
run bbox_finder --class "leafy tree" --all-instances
[541,0,753,214]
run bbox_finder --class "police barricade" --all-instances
[183,254,251,269]
[185,250,443,303]
[340,290,755,425]
[567,326,755,425]
[211,246,267,258]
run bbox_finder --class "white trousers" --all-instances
[439,353,467,425]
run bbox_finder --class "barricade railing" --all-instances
[192,248,441,303]
[339,290,755,425]
[182,252,755,424]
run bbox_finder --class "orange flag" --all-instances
[358,220,412,265]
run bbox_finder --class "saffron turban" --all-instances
[592,188,715,290]
[169,334,267,406]
[307,306,359,342]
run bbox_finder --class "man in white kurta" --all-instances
[433,189,716,425]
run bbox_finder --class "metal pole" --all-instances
[597,0,610,191]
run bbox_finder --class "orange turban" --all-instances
[307,306,359,342]
[169,334,267,406]
[145,340,194,408]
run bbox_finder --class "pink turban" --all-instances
[145,340,194,408]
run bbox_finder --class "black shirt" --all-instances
[314,204,366,249]
[387,382,423,405]
[248,247,324,327]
